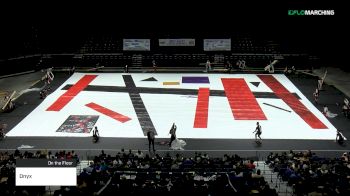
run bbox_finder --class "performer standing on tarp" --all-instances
[147,131,155,152]
[169,123,177,146]
[253,122,262,142]
[93,126,99,143]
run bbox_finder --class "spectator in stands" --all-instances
[0,125,5,139]
[69,65,75,75]
[313,88,319,104]
[135,149,144,158]
[124,64,129,73]
[344,97,349,107]
[226,61,232,73]
[341,152,348,162]
[205,60,211,72]
[260,183,278,196]
[342,104,349,118]
[147,131,155,152]
[152,60,157,72]
[251,169,263,178]
[246,160,256,170]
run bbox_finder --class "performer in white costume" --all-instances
[43,67,54,85]
[323,105,337,118]
[318,69,327,90]
[264,60,278,73]
[169,123,186,150]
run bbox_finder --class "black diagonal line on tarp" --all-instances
[122,75,157,136]
[263,103,292,113]
[62,85,301,99]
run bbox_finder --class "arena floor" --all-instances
[0,72,349,158]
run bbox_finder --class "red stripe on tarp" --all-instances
[194,88,210,128]
[86,102,131,123]
[222,78,267,120]
[47,75,97,111]
[258,75,327,129]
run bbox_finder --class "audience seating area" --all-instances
[44,54,284,70]
[0,56,42,77]
[1,32,322,76]
[80,37,121,53]
[0,150,79,196]
[74,150,277,195]
[231,36,272,54]
[266,150,350,195]
[2,149,349,195]
[0,149,278,195]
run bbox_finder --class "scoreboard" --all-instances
[123,39,150,51]
[204,39,231,51]
[159,39,195,46]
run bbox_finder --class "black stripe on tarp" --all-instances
[122,75,157,136]
[62,84,301,99]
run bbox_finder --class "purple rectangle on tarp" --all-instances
[182,77,209,84]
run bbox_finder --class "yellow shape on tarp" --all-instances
[163,82,180,85]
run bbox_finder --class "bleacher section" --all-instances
[80,37,121,53]
[0,150,279,195]
[0,56,42,77]
[266,151,350,195]
[2,150,348,195]
[0,33,320,76]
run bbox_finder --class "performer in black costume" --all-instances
[169,123,177,146]
[93,126,99,143]
[336,130,344,145]
[253,122,262,141]
[147,131,155,152]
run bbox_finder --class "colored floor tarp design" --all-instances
[7,73,336,139]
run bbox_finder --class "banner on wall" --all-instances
[159,39,195,46]
[203,39,231,51]
[123,39,150,51]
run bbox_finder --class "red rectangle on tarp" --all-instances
[258,75,327,129]
[194,88,210,128]
[222,78,267,120]
[47,75,97,111]
[86,102,131,123]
